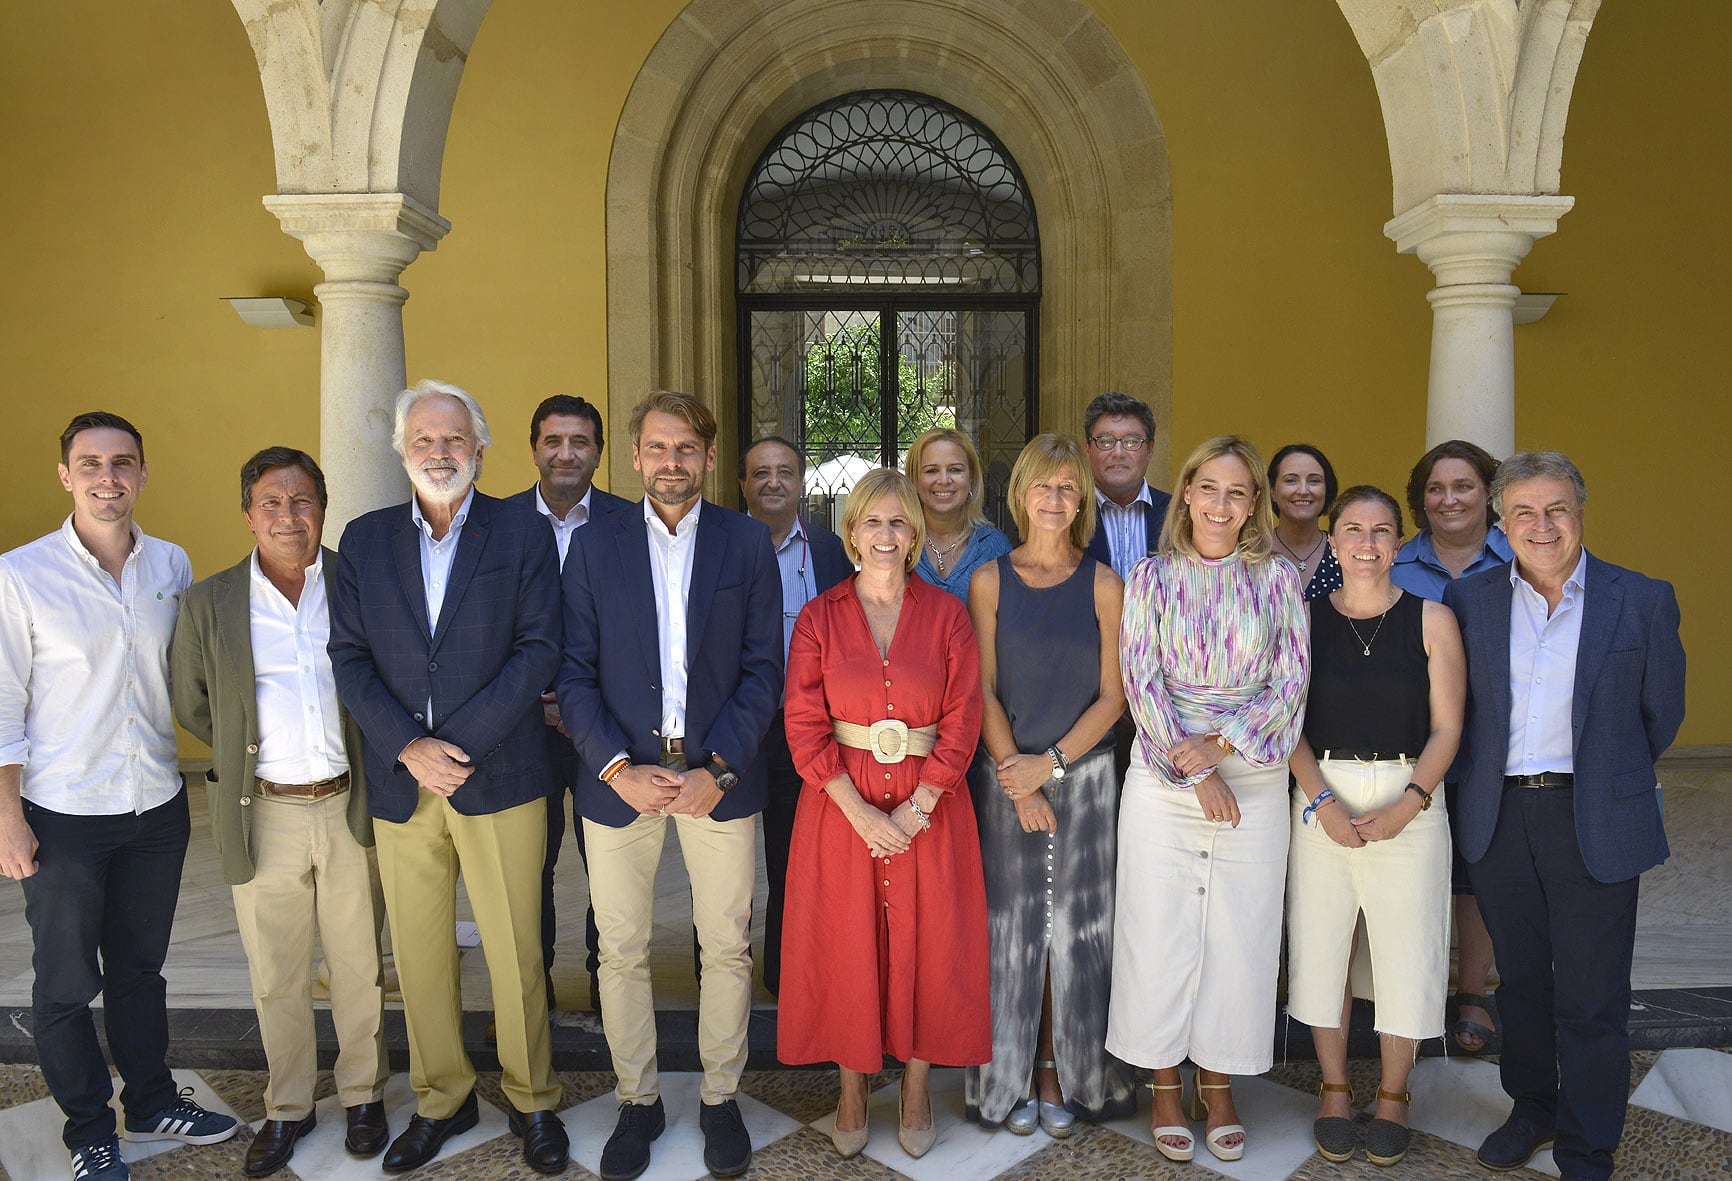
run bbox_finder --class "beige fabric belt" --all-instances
[832,718,937,764]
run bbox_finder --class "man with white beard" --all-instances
[329,380,569,1175]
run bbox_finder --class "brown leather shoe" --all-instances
[245,1113,315,1176]
[345,1101,389,1158]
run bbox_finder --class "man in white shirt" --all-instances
[171,448,388,1176]
[0,411,237,1181]
[506,395,629,1017]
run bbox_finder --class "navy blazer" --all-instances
[330,490,562,824]
[805,520,853,594]
[1084,483,1172,569]
[504,484,633,566]
[558,499,784,828]
[1444,552,1685,883]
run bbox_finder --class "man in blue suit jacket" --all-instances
[559,392,782,1181]
[738,436,851,997]
[329,380,569,1174]
[1443,451,1684,1181]
[505,394,630,1017]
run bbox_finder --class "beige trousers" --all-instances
[376,791,558,1117]
[231,791,388,1120]
[583,808,756,1105]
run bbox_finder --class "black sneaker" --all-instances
[699,1098,752,1178]
[69,1136,129,1180]
[122,1086,240,1145]
[598,1097,665,1181]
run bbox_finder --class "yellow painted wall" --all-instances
[1,2,1724,742]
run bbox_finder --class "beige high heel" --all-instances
[1147,1081,1194,1163]
[830,1094,868,1159]
[897,1083,936,1158]
[1186,1080,1246,1162]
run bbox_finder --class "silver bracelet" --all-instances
[907,798,932,831]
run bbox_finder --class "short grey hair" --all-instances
[1491,450,1588,515]
[391,379,492,476]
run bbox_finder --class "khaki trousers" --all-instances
[376,791,558,1117]
[583,808,756,1105]
[231,791,388,1120]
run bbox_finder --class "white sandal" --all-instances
[1147,1082,1194,1163]
[1187,1081,1246,1162]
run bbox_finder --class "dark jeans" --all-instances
[760,710,800,998]
[1468,785,1639,1181]
[543,733,600,1003]
[21,786,190,1148]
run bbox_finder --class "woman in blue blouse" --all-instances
[1390,438,1512,1054]
[907,428,1012,601]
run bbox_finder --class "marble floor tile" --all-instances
[1628,1046,1732,1134]
[1101,1068,1321,1180]
[824,1068,1046,1180]
[1402,1056,1558,1176]
[559,1069,801,1179]
[0,1068,237,1181]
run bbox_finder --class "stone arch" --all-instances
[605,0,1171,492]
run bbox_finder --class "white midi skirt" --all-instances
[1106,750,1291,1076]
[1285,757,1451,1041]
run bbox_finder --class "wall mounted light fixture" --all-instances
[222,296,315,328]
[1513,293,1561,325]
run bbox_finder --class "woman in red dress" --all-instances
[778,467,990,1162]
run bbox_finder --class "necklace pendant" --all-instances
[1298,561,1308,572]
[1362,645,1371,657]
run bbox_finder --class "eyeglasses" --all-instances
[1089,434,1149,453]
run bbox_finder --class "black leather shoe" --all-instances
[382,1091,479,1174]
[598,1098,664,1181]
[244,1113,315,1177]
[508,1107,570,1174]
[699,1099,752,1178]
[344,1101,389,1158]
[1476,1115,1556,1171]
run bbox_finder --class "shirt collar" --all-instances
[772,515,807,553]
[1509,547,1589,594]
[644,494,702,537]
[1096,482,1154,510]
[249,548,323,590]
[59,514,142,566]
[411,486,475,537]
[533,483,591,523]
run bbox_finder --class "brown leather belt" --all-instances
[255,771,351,801]
[660,737,685,757]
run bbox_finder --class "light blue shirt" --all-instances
[1391,525,1512,602]
[1096,483,1157,580]
[772,517,816,660]
[410,486,474,636]
[1505,550,1587,776]
[915,523,1012,602]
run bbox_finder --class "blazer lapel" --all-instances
[431,495,491,652]
[1571,553,1621,747]
[686,506,724,668]
[211,559,258,696]
[615,512,663,680]
[391,512,434,647]
[1479,573,1514,735]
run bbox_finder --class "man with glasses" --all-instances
[1082,391,1171,579]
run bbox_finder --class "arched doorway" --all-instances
[736,91,1038,531]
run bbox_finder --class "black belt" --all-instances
[1319,748,1411,763]
[1504,772,1574,789]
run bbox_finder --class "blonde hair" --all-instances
[628,390,717,445]
[903,428,986,528]
[840,468,926,573]
[1006,433,1096,550]
[1161,434,1275,563]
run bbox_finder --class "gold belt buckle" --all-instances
[867,718,911,764]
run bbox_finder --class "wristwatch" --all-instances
[1046,746,1068,781]
[706,756,740,794]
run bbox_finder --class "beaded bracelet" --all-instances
[1301,788,1337,826]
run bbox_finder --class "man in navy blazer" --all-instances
[505,394,630,1017]
[559,392,782,1180]
[737,436,851,996]
[1443,451,1684,1181]
[329,380,569,1174]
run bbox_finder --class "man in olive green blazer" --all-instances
[171,447,389,1176]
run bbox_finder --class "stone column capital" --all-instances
[1385,193,1576,282]
[263,192,451,283]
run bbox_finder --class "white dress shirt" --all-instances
[1505,551,1588,776]
[249,552,347,784]
[0,517,191,814]
[411,486,475,636]
[1096,482,1157,580]
[534,484,592,566]
[645,496,701,739]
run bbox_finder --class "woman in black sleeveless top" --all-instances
[964,434,1136,1137]
[1286,486,1465,1167]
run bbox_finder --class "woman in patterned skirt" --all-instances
[965,434,1136,1137]
[1106,435,1309,1164]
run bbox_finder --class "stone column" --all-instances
[263,193,450,540]
[1385,194,1574,456]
